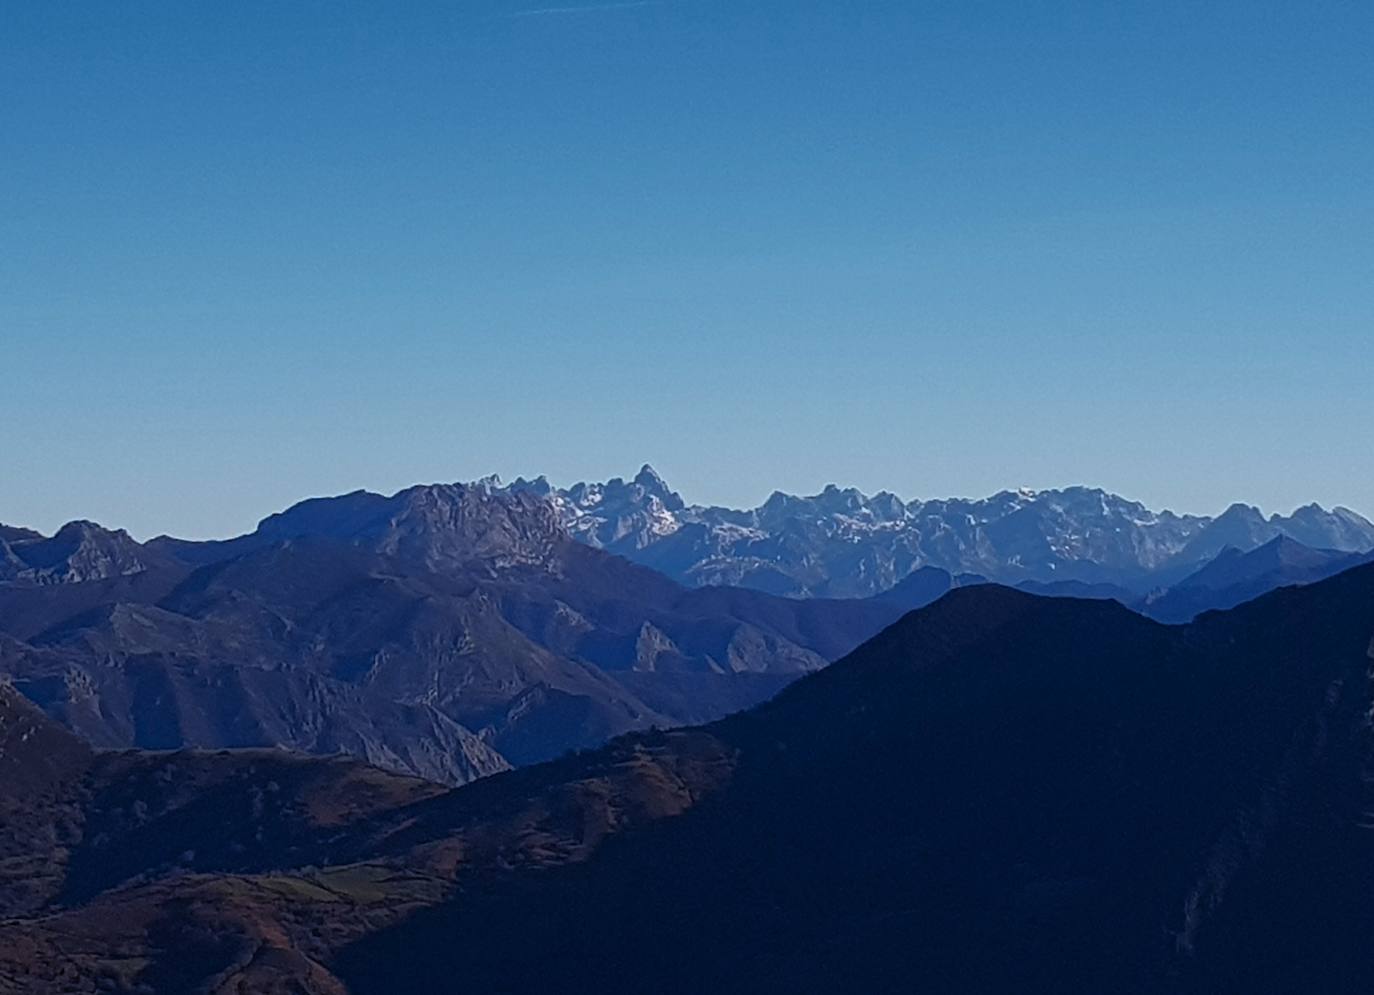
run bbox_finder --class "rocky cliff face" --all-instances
[256,482,569,573]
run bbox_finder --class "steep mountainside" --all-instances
[0,487,955,783]
[509,467,1374,597]
[3,564,1373,993]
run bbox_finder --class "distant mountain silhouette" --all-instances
[3,562,1374,993]
[1006,537,1374,624]
[1142,535,1374,623]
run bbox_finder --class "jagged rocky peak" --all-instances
[758,489,807,519]
[250,482,570,572]
[596,467,687,513]
[539,466,687,551]
[378,482,568,570]
[633,463,686,512]
[509,474,554,498]
[549,465,681,508]
[0,520,154,586]
[863,490,909,522]
[815,483,868,516]
[750,483,905,529]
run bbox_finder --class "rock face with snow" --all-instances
[512,465,687,554]
[511,467,1374,597]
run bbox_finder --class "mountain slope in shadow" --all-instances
[339,568,1374,995]
[3,564,1373,993]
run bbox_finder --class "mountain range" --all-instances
[2,474,1370,787]
[508,466,1374,596]
[0,483,958,784]
[3,560,1373,993]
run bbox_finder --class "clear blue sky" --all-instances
[3,1,1371,539]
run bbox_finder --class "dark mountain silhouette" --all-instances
[335,568,1374,994]
[3,562,1373,993]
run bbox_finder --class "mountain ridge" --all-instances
[11,470,1369,599]
[505,467,1374,597]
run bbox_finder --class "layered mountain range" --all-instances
[3,561,1373,993]
[2,474,1370,790]
[0,483,957,785]
[510,465,1374,596]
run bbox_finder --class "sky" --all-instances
[3,0,1372,539]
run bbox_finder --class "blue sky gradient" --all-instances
[3,1,1372,538]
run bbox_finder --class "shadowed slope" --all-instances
[340,570,1374,994]
[4,565,1374,993]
